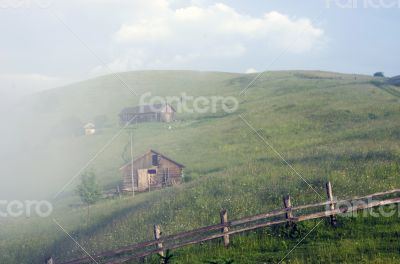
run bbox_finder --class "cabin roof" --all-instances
[120,149,185,170]
[120,104,175,115]
[84,123,95,128]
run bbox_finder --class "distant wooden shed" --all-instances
[119,104,175,125]
[120,150,184,193]
[84,123,96,135]
[388,75,400,86]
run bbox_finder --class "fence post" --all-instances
[117,185,121,199]
[283,195,293,220]
[326,181,337,227]
[153,224,164,257]
[283,195,294,227]
[46,257,54,264]
[220,209,230,247]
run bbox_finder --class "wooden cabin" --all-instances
[119,104,175,125]
[120,150,184,193]
[84,123,96,135]
[388,75,400,86]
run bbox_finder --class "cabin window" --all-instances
[152,154,159,166]
[148,169,157,174]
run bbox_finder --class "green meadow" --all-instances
[0,70,400,263]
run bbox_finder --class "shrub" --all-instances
[368,113,378,120]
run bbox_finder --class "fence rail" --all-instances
[48,182,400,264]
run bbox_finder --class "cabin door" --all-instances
[137,169,149,191]
[162,168,170,186]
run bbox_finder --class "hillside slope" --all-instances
[1,70,400,263]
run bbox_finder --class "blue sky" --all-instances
[0,0,399,98]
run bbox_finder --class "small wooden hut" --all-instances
[84,123,96,135]
[388,75,400,86]
[120,150,184,193]
[119,104,175,125]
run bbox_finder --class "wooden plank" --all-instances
[291,188,400,213]
[160,223,226,242]
[231,200,335,226]
[230,208,287,226]
[290,189,400,213]
[297,197,400,222]
[228,219,289,236]
[105,245,168,264]
[291,200,331,212]
[61,239,160,264]
[347,189,400,201]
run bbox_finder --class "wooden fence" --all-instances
[47,182,400,264]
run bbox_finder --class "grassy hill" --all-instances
[1,70,400,263]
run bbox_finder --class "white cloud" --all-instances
[93,2,325,74]
[115,3,323,50]
[116,20,172,42]
[91,50,147,75]
[245,68,258,74]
